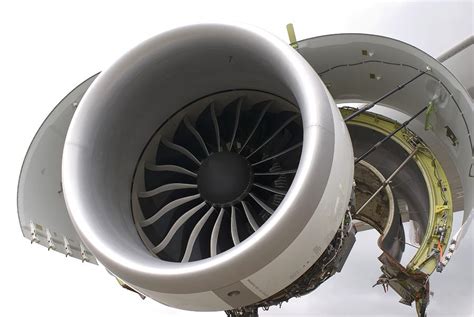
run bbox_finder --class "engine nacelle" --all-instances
[61,24,353,310]
[18,24,473,316]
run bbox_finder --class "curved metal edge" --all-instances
[296,33,473,102]
[17,73,100,263]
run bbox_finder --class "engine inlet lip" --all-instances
[62,23,341,295]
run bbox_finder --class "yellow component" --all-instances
[116,278,146,299]
[286,23,298,49]
[341,107,453,275]
[424,101,435,131]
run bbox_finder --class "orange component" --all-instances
[437,240,444,259]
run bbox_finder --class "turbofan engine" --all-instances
[17,24,473,317]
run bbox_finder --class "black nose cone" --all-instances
[197,151,252,206]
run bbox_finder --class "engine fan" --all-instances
[132,91,302,263]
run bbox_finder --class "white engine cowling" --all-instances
[61,24,354,310]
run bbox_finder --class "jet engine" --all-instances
[17,24,473,316]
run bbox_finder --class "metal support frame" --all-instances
[355,146,419,215]
[344,71,427,122]
[354,105,428,164]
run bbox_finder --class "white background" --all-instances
[0,0,472,316]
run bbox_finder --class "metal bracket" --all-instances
[46,229,56,251]
[63,236,72,258]
[29,221,39,244]
[286,23,298,49]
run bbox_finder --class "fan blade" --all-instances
[162,138,201,165]
[246,114,300,159]
[254,169,297,176]
[181,206,215,262]
[210,208,225,257]
[184,116,210,156]
[228,98,243,151]
[238,101,272,154]
[253,183,287,196]
[151,201,207,254]
[145,163,197,177]
[231,206,240,246]
[138,183,197,199]
[251,142,303,166]
[241,201,259,232]
[248,193,274,215]
[210,103,221,152]
[140,194,201,227]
